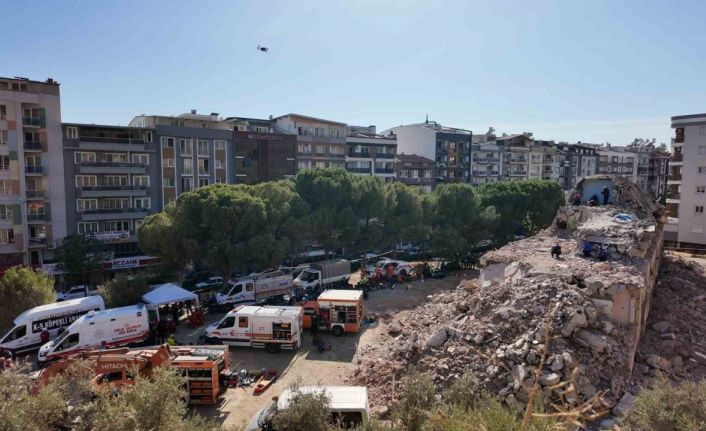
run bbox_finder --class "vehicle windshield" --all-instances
[220,284,233,295]
[54,328,68,343]
[300,270,318,282]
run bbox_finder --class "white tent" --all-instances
[142,283,199,307]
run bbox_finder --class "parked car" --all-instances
[56,285,100,301]
[374,259,411,276]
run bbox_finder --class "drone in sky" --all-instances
[257,45,269,53]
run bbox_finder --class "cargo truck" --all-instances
[293,259,351,292]
[213,271,293,307]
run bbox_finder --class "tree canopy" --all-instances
[54,234,105,286]
[0,266,55,331]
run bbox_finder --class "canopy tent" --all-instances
[142,283,199,307]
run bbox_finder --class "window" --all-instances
[0,105,5,120]
[214,140,226,151]
[134,197,151,209]
[164,158,175,167]
[197,140,209,157]
[163,178,176,187]
[198,178,209,187]
[181,177,193,192]
[105,220,129,231]
[215,176,225,184]
[77,222,98,235]
[75,175,97,187]
[134,219,145,231]
[132,176,149,187]
[217,316,235,329]
[102,198,128,209]
[315,161,326,168]
[104,153,127,163]
[215,159,224,169]
[77,199,98,211]
[104,176,128,186]
[0,205,12,220]
[179,139,192,156]
[0,130,7,145]
[56,333,79,352]
[0,180,10,194]
[298,144,311,154]
[0,229,13,244]
[66,127,78,139]
[256,127,269,133]
[698,186,706,194]
[315,144,325,155]
[697,206,704,214]
[182,158,193,175]
[329,145,344,155]
[198,159,209,175]
[0,156,9,171]
[74,152,96,164]
[161,137,175,148]
[238,316,249,328]
[298,160,311,170]
[143,131,153,143]
[132,153,149,165]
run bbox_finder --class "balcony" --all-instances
[80,207,148,221]
[375,153,395,159]
[347,167,372,174]
[87,230,133,242]
[79,185,148,198]
[27,213,46,223]
[348,151,371,159]
[374,168,395,175]
[508,170,528,176]
[78,161,147,174]
[24,141,43,151]
[28,237,47,247]
[472,170,487,176]
[671,153,683,163]
[22,117,45,128]
[26,190,44,199]
[506,158,527,164]
[668,172,682,182]
[25,166,44,175]
[74,136,145,151]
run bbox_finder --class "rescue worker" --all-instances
[583,240,594,258]
[550,243,562,259]
[167,334,177,346]
[310,313,319,338]
[601,186,610,205]
[385,264,395,281]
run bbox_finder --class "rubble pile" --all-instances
[633,255,706,385]
[350,176,665,419]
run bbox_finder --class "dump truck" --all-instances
[37,344,230,404]
[293,259,351,292]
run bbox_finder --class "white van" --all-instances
[205,305,302,353]
[37,303,150,366]
[246,386,370,430]
[0,296,105,355]
[214,271,293,307]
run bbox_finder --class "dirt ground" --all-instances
[185,272,471,429]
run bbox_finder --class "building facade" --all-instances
[227,117,297,184]
[274,114,347,171]
[384,120,472,184]
[129,111,234,208]
[665,113,706,248]
[0,77,66,268]
[345,125,396,181]
[556,143,598,190]
[395,153,435,191]
[62,123,159,258]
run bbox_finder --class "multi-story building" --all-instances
[129,111,233,208]
[345,125,396,181]
[556,143,598,190]
[470,142,502,185]
[384,120,471,184]
[0,77,66,268]
[227,117,296,184]
[62,123,159,258]
[394,153,435,191]
[665,113,706,248]
[274,114,347,171]
[594,144,668,199]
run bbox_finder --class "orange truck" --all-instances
[36,344,230,405]
[302,289,364,336]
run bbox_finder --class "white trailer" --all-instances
[214,271,293,306]
[205,305,303,353]
[0,296,105,355]
[37,304,151,366]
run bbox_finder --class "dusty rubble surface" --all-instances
[632,254,706,386]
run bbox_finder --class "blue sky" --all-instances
[3,0,705,145]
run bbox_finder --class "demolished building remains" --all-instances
[352,175,664,418]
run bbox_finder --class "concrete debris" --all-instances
[611,392,636,417]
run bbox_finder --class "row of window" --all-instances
[297,160,346,170]
[169,158,225,173]
[297,144,345,155]
[77,219,144,235]
[162,177,221,189]
[161,137,227,155]
[76,198,151,211]
[75,175,150,187]
[398,169,433,179]
[75,152,149,165]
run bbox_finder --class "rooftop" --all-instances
[396,153,435,164]
[275,113,347,126]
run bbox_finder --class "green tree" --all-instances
[295,168,357,255]
[271,383,332,431]
[432,183,498,260]
[383,182,425,256]
[98,274,151,308]
[0,266,55,331]
[54,234,105,287]
[138,208,190,280]
[352,176,386,259]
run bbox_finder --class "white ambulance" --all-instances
[37,303,150,366]
[205,305,303,353]
[0,296,105,355]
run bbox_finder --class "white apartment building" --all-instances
[0,77,67,268]
[345,125,396,181]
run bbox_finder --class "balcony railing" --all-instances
[348,151,371,158]
[82,207,148,215]
[26,190,44,198]
[375,153,395,159]
[75,136,144,145]
[29,237,47,246]
[22,117,45,127]
[78,161,147,168]
[24,141,42,151]
[508,170,528,176]
[27,214,45,222]
[347,167,372,174]
[668,192,681,200]
[671,153,683,162]
[669,173,682,181]
[374,168,395,174]
[81,185,147,191]
[25,166,44,174]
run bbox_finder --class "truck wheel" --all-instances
[266,343,281,354]
[332,325,344,337]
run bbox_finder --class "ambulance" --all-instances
[37,304,151,366]
[205,305,303,353]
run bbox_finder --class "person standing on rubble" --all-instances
[601,186,610,205]
[550,243,562,259]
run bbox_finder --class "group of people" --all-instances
[550,240,609,261]
[570,186,611,207]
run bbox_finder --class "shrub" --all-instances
[0,266,55,331]
[442,373,480,411]
[271,383,331,431]
[628,379,706,431]
[394,371,437,431]
[98,274,150,308]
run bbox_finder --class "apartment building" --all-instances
[62,124,159,258]
[129,111,233,208]
[556,143,598,190]
[0,77,66,268]
[274,114,347,171]
[384,120,471,184]
[665,113,706,248]
[394,153,435,191]
[227,117,296,184]
[595,144,668,199]
[470,141,502,185]
[345,125,396,181]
